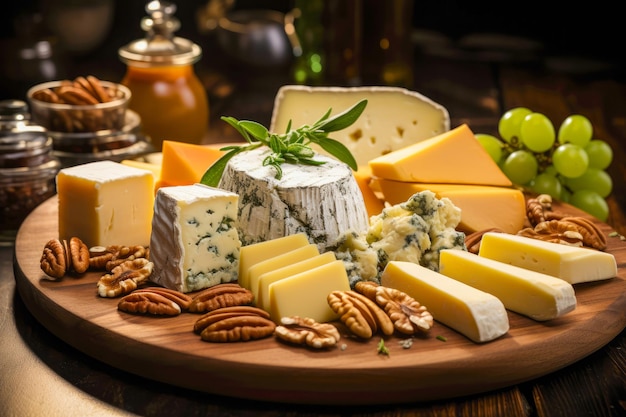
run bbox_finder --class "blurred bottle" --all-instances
[118,0,209,151]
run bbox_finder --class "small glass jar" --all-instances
[118,1,209,151]
[0,100,60,244]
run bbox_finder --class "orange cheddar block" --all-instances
[376,180,526,234]
[369,124,512,186]
[156,141,225,189]
[353,165,385,217]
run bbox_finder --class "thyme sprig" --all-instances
[200,99,368,187]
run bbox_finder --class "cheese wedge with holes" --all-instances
[478,232,617,284]
[57,160,154,248]
[375,180,525,234]
[270,85,450,166]
[247,244,320,302]
[238,233,310,290]
[258,251,337,312]
[369,124,512,186]
[156,140,225,189]
[439,249,576,321]
[380,261,509,343]
[268,259,350,323]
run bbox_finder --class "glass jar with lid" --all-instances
[0,100,60,244]
[118,0,209,151]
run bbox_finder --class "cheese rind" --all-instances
[369,124,512,186]
[57,160,154,248]
[268,259,351,323]
[149,184,241,293]
[478,232,617,284]
[247,244,320,301]
[257,251,336,312]
[270,85,450,166]
[439,249,577,321]
[376,180,526,234]
[237,233,310,290]
[219,147,369,252]
[380,261,509,343]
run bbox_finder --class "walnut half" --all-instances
[97,258,154,298]
[275,316,341,349]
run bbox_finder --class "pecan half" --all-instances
[97,258,154,298]
[89,245,149,272]
[188,283,254,313]
[374,286,434,334]
[40,237,90,279]
[118,291,181,316]
[560,216,607,250]
[275,316,341,349]
[327,290,394,339]
[193,306,275,342]
[133,287,193,311]
[464,228,503,254]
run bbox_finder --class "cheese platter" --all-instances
[13,195,626,405]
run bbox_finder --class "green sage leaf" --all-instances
[200,147,245,187]
[316,137,358,170]
[316,99,367,133]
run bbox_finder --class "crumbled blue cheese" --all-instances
[331,190,466,285]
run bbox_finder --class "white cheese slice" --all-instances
[478,232,617,284]
[439,249,577,321]
[380,261,509,343]
[269,85,450,166]
[150,184,241,293]
[218,147,369,252]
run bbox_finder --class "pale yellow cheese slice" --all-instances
[375,180,526,234]
[439,249,577,321]
[478,232,617,284]
[268,259,350,323]
[247,244,320,303]
[257,252,337,312]
[238,233,310,289]
[380,261,509,343]
[369,124,512,186]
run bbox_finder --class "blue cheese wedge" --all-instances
[150,184,241,293]
[218,147,369,252]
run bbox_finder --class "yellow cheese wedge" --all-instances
[247,244,320,302]
[156,140,225,189]
[380,261,509,343]
[439,249,577,321]
[57,160,154,248]
[478,232,617,284]
[376,180,526,234]
[268,259,351,323]
[353,165,385,217]
[238,233,310,289]
[257,252,337,312]
[369,124,512,186]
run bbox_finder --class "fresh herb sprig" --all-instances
[200,99,368,187]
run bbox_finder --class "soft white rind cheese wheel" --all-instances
[270,85,450,166]
[380,261,509,343]
[439,249,577,321]
[150,184,241,293]
[219,147,369,252]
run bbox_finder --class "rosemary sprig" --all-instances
[200,99,368,187]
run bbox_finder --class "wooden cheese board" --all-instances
[13,196,626,405]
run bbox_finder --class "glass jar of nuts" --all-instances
[0,100,60,245]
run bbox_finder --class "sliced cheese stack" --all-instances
[439,249,577,321]
[156,140,225,189]
[380,261,509,343]
[219,147,369,252]
[369,124,526,235]
[270,85,450,167]
[57,160,154,247]
[478,232,617,284]
[150,184,241,293]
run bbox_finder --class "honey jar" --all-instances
[118,1,209,151]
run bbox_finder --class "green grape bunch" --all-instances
[475,107,614,221]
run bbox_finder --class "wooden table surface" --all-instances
[1,28,626,417]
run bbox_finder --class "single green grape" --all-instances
[498,107,532,144]
[564,168,613,198]
[475,133,504,163]
[528,172,562,199]
[558,114,593,147]
[560,187,572,203]
[552,143,589,178]
[584,139,613,170]
[519,112,555,153]
[569,189,609,221]
[501,149,538,185]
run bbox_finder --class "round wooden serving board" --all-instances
[13,196,626,405]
